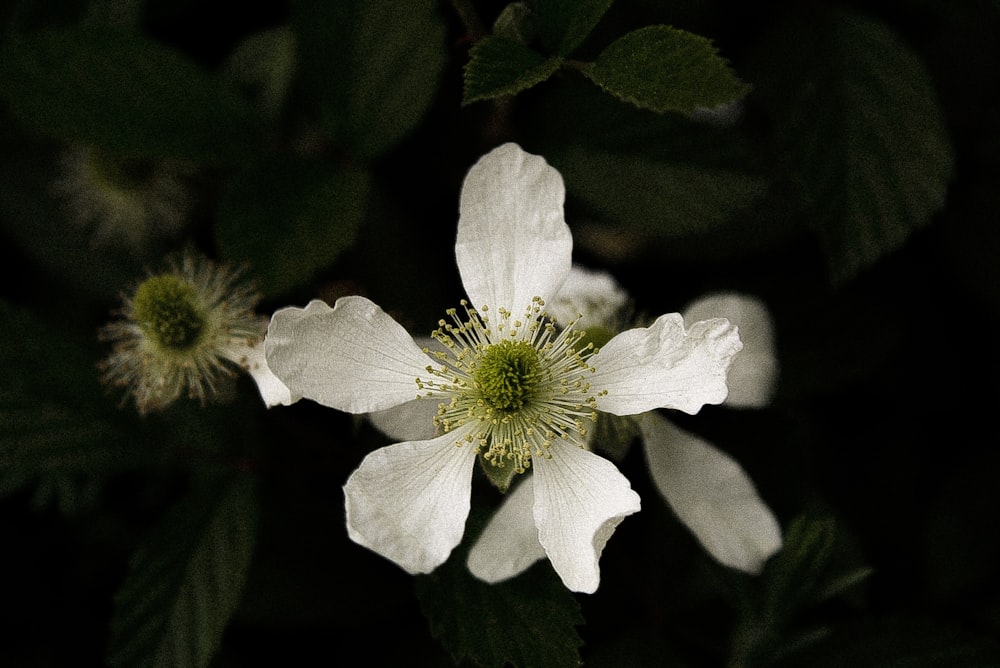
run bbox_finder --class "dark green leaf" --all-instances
[463,35,563,105]
[769,617,1000,668]
[0,301,154,510]
[729,513,874,665]
[580,25,751,113]
[294,0,448,159]
[107,474,258,668]
[757,9,954,284]
[588,413,639,462]
[551,144,769,240]
[760,514,839,616]
[0,399,143,506]
[415,533,584,668]
[536,0,614,55]
[223,26,297,120]
[214,157,371,298]
[492,2,537,44]
[0,26,262,162]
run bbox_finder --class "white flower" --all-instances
[100,250,295,414]
[468,267,783,578]
[52,144,193,251]
[265,143,742,593]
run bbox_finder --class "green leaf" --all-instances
[729,513,874,665]
[0,301,154,511]
[223,26,297,120]
[589,413,639,462]
[0,26,262,162]
[0,400,142,506]
[107,474,258,668]
[294,0,448,159]
[580,25,752,114]
[769,617,1000,668]
[551,144,769,240]
[760,515,838,608]
[463,35,563,105]
[492,2,537,44]
[415,531,584,668]
[759,9,954,284]
[214,157,371,298]
[536,0,614,55]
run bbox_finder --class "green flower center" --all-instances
[88,150,154,193]
[474,340,541,413]
[416,299,600,485]
[132,274,206,351]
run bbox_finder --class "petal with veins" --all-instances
[639,412,782,573]
[533,444,641,593]
[683,292,778,408]
[467,479,547,584]
[223,336,299,407]
[547,265,630,330]
[456,143,572,324]
[265,296,432,413]
[591,314,742,416]
[344,426,479,574]
[368,398,440,441]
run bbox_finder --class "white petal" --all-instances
[591,313,742,416]
[532,444,641,593]
[455,143,572,325]
[222,337,300,407]
[466,479,547,584]
[367,398,440,441]
[265,297,432,413]
[548,265,630,330]
[639,412,782,573]
[365,334,448,440]
[683,292,777,408]
[344,426,479,574]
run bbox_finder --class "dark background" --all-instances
[2,0,999,666]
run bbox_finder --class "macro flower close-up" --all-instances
[4,2,999,665]
[265,143,743,593]
[466,268,783,584]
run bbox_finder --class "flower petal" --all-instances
[224,336,300,407]
[265,296,432,413]
[639,412,782,573]
[344,426,479,574]
[683,292,778,408]
[591,313,742,416]
[466,478,547,584]
[366,335,447,440]
[455,143,572,323]
[532,444,641,593]
[367,398,440,441]
[548,265,630,330]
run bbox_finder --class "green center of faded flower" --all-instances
[132,274,206,351]
[474,340,541,413]
[87,150,154,193]
[416,298,600,485]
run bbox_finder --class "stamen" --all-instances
[414,298,598,477]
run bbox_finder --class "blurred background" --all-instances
[2,0,999,666]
